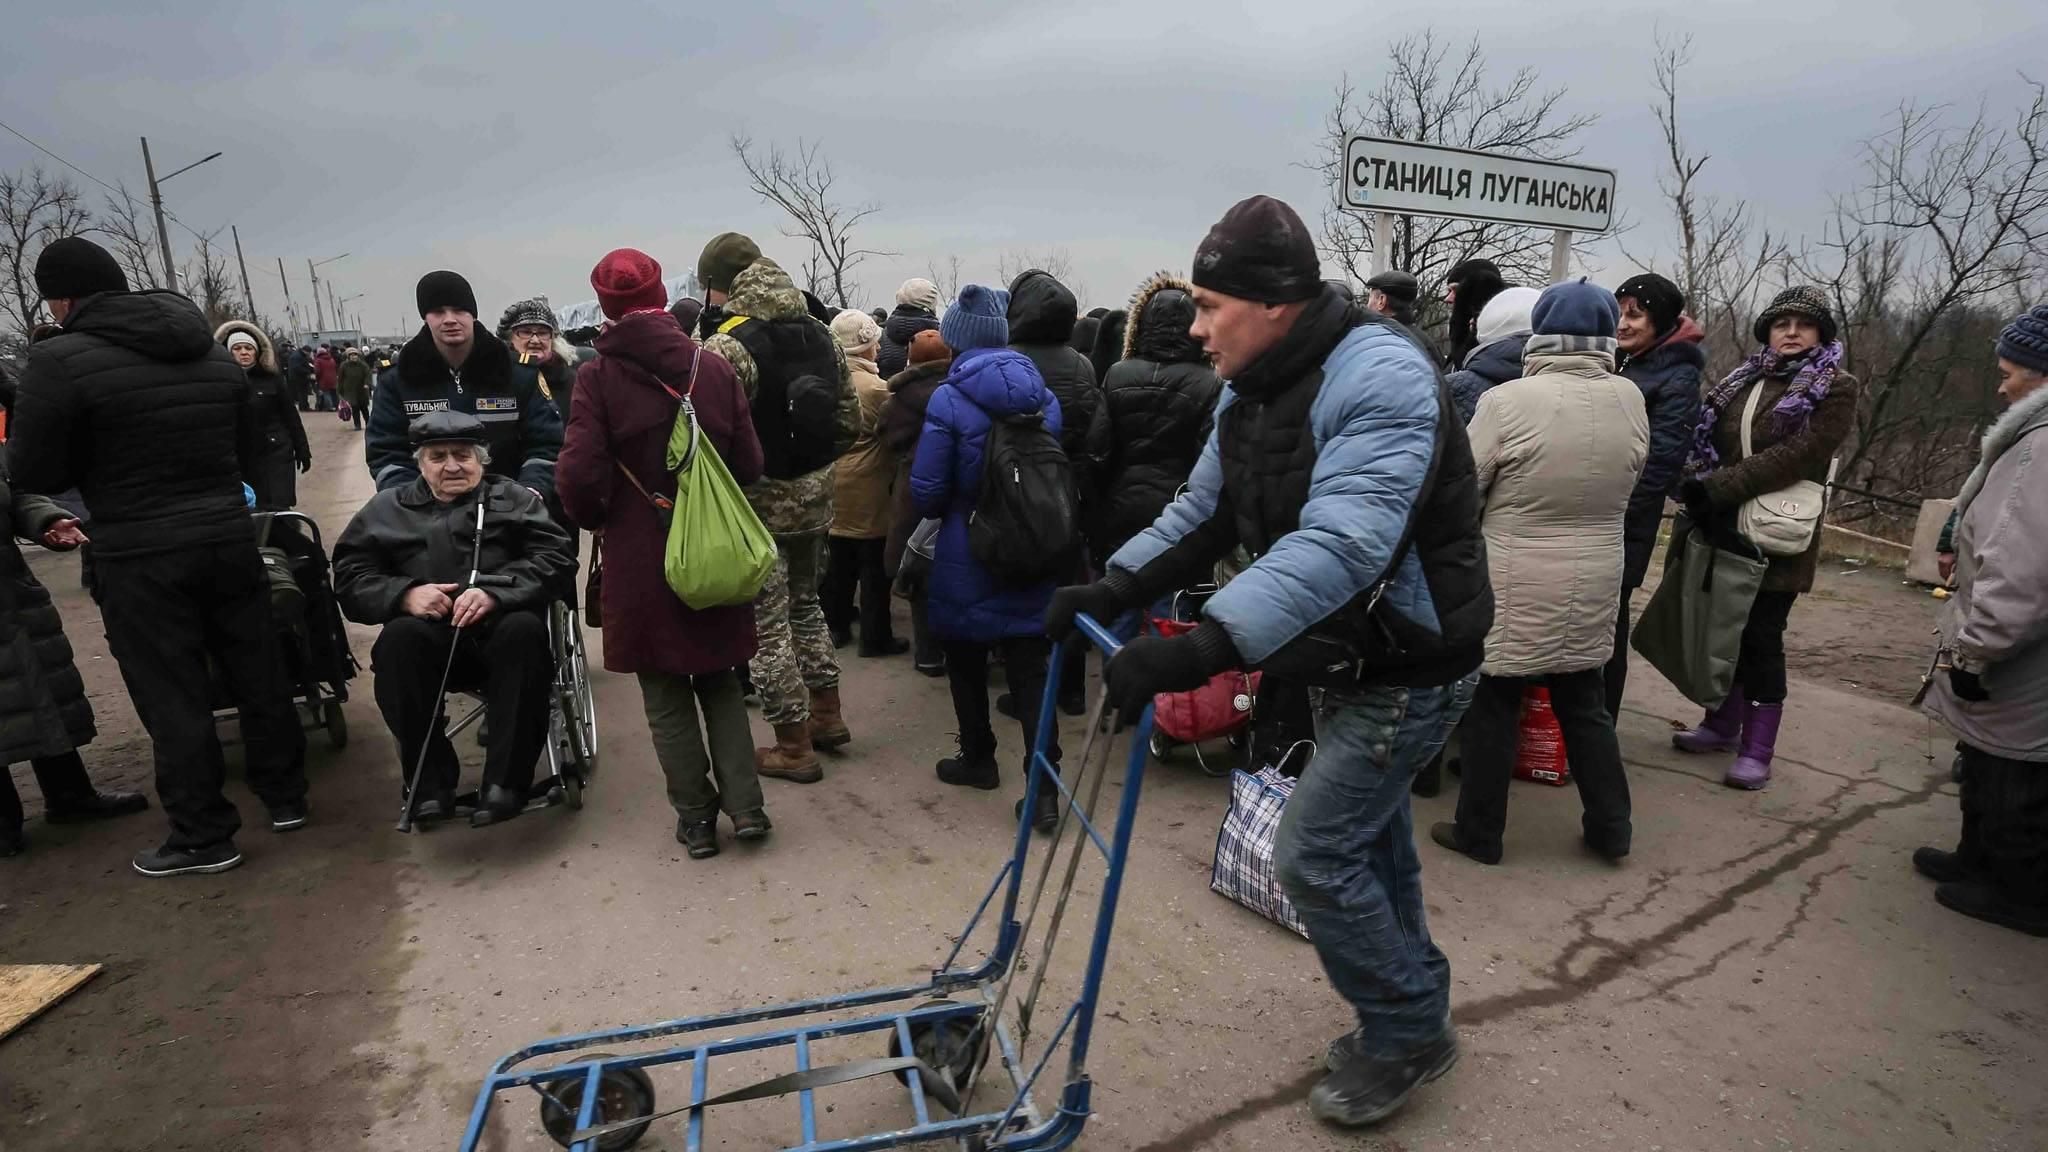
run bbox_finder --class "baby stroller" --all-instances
[210,512,357,747]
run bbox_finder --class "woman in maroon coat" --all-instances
[557,249,767,859]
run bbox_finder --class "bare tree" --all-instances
[729,134,892,310]
[1305,32,1598,332]
[93,182,164,291]
[1799,80,2048,530]
[181,229,244,328]
[993,248,1085,302]
[1619,33,1790,366]
[924,254,964,309]
[0,166,90,352]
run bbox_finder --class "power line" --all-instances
[0,114,219,244]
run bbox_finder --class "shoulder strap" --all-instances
[717,315,750,336]
[1738,380,1764,460]
[616,461,674,512]
[1370,378,1452,602]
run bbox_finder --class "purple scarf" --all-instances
[1684,340,1842,478]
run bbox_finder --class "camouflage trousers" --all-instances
[751,531,841,726]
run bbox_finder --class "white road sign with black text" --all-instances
[1343,135,1617,233]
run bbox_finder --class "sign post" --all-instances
[1371,212,1394,276]
[1342,135,1616,280]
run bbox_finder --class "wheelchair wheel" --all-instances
[323,699,349,749]
[886,1000,989,1115]
[561,765,584,810]
[536,1064,655,1150]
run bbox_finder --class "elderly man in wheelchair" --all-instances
[334,412,574,828]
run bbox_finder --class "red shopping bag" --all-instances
[1512,686,1571,785]
[1150,615,1260,745]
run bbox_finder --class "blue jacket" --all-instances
[910,347,1065,643]
[1110,321,1444,665]
[1616,318,1706,587]
[1446,334,1527,426]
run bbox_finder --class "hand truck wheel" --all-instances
[886,1000,989,1113]
[536,1063,655,1150]
[1148,731,1174,762]
[561,768,584,810]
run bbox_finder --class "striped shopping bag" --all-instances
[1210,765,1310,938]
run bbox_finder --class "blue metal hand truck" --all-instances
[454,615,1153,1151]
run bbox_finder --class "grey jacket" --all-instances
[1923,384,2048,761]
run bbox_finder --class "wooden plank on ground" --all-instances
[0,963,102,1042]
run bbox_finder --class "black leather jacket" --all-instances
[332,476,572,625]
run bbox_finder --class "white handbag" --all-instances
[1734,382,1826,557]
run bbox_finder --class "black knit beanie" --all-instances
[416,270,478,318]
[1614,272,1686,337]
[1191,195,1321,305]
[34,236,128,300]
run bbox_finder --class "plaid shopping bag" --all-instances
[1210,765,1310,938]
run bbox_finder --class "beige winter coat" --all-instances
[1923,383,2048,761]
[1468,335,1649,677]
[830,354,895,539]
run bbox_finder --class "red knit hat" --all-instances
[591,248,667,320]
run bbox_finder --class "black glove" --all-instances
[1678,478,1714,525]
[1045,578,1132,643]
[296,455,313,474]
[1949,668,1989,702]
[1104,622,1240,724]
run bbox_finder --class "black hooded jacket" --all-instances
[1006,270,1110,504]
[366,325,563,496]
[1091,274,1222,558]
[878,305,939,379]
[10,290,261,558]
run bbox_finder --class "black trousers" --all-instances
[943,636,1060,766]
[1453,669,1632,857]
[95,545,308,850]
[823,536,894,650]
[1734,590,1798,704]
[0,751,98,830]
[373,610,552,799]
[1604,584,1638,722]
[1955,743,2048,909]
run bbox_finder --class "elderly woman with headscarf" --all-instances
[1669,286,1859,791]
[216,321,310,509]
[822,308,905,656]
[332,411,573,827]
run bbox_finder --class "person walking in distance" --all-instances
[1045,196,1492,1127]
[337,346,372,430]
[1669,287,1859,790]
[698,247,860,781]
[216,321,311,510]
[10,237,309,877]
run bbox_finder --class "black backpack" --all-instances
[718,315,842,479]
[969,412,1078,586]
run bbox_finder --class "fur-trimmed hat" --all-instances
[1753,285,1837,345]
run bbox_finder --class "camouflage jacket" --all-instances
[702,259,859,535]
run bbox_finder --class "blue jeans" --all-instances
[1273,682,1465,1059]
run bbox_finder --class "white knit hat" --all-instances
[831,308,881,352]
[1474,286,1542,346]
[895,277,940,313]
[225,330,259,351]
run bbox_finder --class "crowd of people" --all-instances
[2,194,2044,1129]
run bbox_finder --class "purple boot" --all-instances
[1672,692,1746,754]
[1725,703,1783,790]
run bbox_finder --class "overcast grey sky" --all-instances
[5,1,2044,338]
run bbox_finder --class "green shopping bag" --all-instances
[663,397,777,609]
[1631,520,1767,709]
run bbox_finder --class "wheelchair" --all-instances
[442,598,598,814]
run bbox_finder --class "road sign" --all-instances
[1343,135,1617,234]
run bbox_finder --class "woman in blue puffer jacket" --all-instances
[910,284,1066,806]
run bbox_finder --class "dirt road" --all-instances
[3,416,2040,1152]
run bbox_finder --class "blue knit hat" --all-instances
[1996,303,2048,374]
[941,284,1010,352]
[1531,278,1620,339]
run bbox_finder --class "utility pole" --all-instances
[230,225,256,318]
[326,281,338,331]
[139,137,221,293]
[307,252,348,333]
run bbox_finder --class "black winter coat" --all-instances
[1445,335,1528,426]
[880,359,950,576]
[877,305,939,380]
[1006,270,1110,504]
[1091,275,1222,558]
[332,476,573,625]
[1617,318,1707,588]
[365,326,563,496]
[245,367,310,511]
[9,291,261,558]
[0,474,93,764]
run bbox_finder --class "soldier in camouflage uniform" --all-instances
[701,255,861,782]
